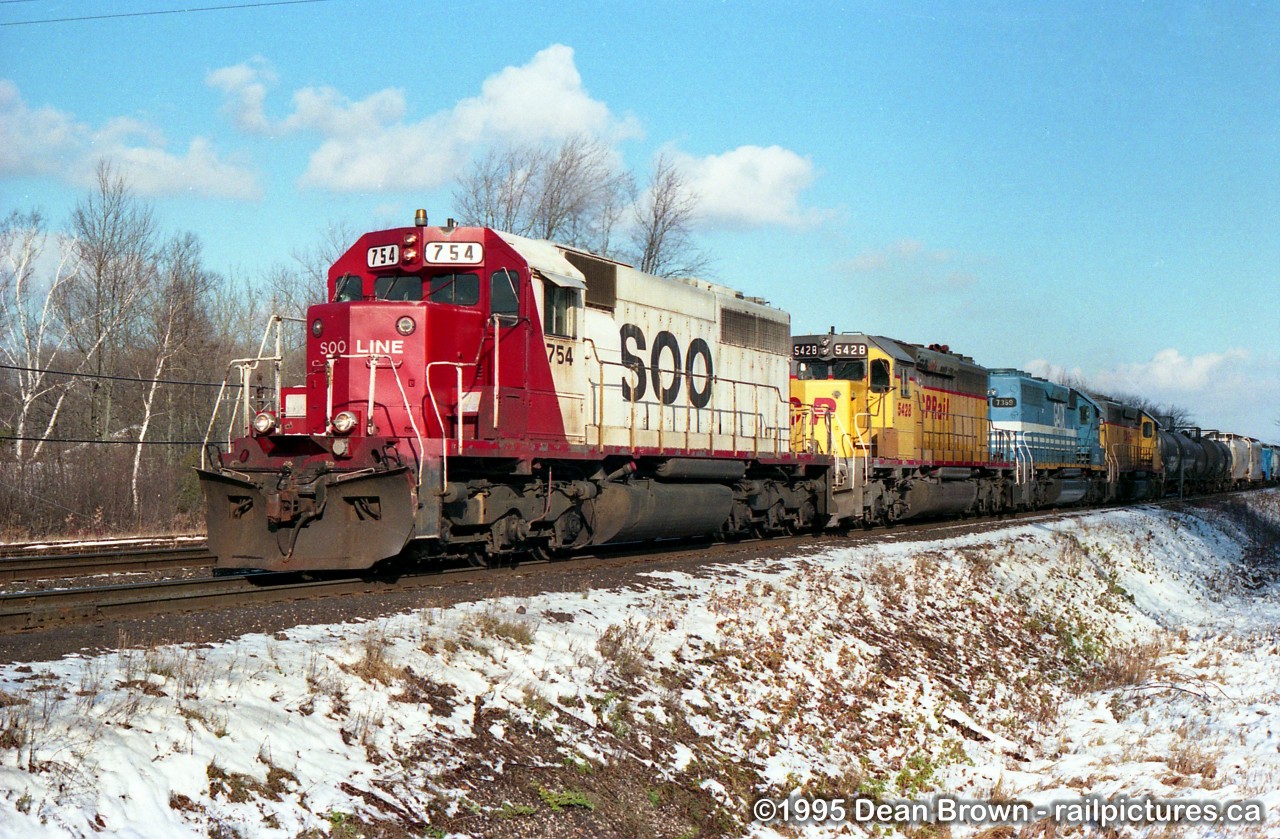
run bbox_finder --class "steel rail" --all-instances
[0,570,479,634]
[0,488,1260,635]
[0,546,212,583]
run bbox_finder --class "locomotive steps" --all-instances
[0,491,1278,837]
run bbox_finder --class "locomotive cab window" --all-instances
[428,273,480,306]
[1143,421,1153,438]
[334,273,363,302]
[795,361,829,380]
[490,269,519,319]
[870,358,892,393]
[374,274,422,301]
[832,360,865,380]
[543,284,578,338]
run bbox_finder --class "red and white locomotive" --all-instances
[198,213,828,571]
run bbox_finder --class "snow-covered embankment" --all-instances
[2,491,1278,837]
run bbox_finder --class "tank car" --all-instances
[1207,432,1264,487]
[790,333,1008,524]
[986,370,1105,507]
[1157,427,1232,495]
[198,215,829,572]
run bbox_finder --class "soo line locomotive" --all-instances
[197,214,1278,572]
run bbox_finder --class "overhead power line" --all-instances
[2,435,205,446]
[1,0,331,26]
[0,363,242,388]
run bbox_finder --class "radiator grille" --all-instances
[720,308,790,355]
[563,251,617,310]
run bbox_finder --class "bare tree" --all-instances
[62,161,157,440]
[0,210,78,463]
[130,233,214,514]
[288,220,356,311]
[533,135,634,254]
[627,153,709,278]
[1093,390,1196,429]
[453,136,634,256]
[453,145,545,234]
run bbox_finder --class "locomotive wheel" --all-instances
[528,542,572,562]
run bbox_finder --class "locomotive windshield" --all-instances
[333,273,363,302]
[795,360,866,381]
[374,274,423,301]
[428,273,480,306]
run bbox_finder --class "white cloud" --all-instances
[1089,347,1251,395]
[205,57,276,133]
[449,44,639,144]
[208,45,641,193]
[674,145,818,228]
[0,79,259,199]
[1028,348,1280,441]
[102,137,260,200]
[281,86,408,135]
[0,80,82,175]
[839,238,978,290]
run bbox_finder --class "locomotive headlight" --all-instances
[252,412,276,435]
[311,318,323,338]
[332,410,358,435]
[402,248,418,263]
[395,316,416,336]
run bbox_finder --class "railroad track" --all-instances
[0,545,213,583]
[0,491,1258,636]
[0,569,489,634]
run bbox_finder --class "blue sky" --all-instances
[2,0,1277,439]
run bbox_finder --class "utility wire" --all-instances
[2,435,206,446]
[0,363,243,388]
[2,0,331,26]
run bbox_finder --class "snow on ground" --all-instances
[1,491,1278,838]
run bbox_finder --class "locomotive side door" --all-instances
[532,271,587,443]
[478,266,528,440]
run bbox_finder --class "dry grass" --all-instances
[345,626,403,685]
[1167,731,1220,781]
[596,619,655,682]
[1086,638,1169,690]
[468,609,536,647]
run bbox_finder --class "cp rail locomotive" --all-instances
[197,214,1277,573]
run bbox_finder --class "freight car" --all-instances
[1156,428,1232,495]
[1207,432,1265,487]
[198,216,827,572]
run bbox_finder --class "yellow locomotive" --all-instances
[790,332,1003,524]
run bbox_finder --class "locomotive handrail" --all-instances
[328,352,425,489]
[425,361,473,490]
[578,343,792,455]
[203,353,283,466]
[200,314,302,468]
[851,410,872,485]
